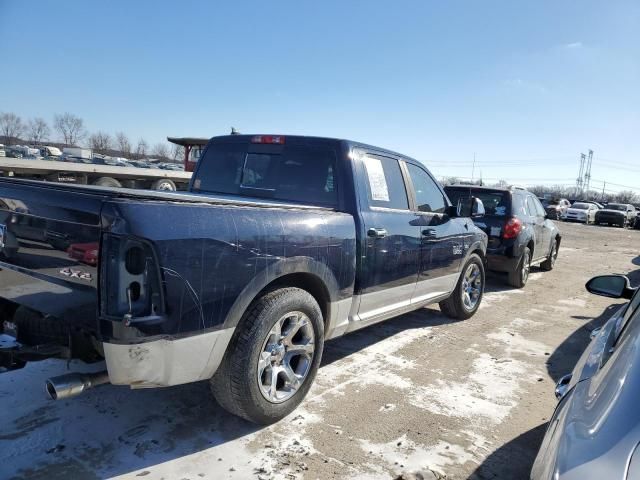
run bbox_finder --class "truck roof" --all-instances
[206,134,422,164]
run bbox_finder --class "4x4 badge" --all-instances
[59,268,92,281]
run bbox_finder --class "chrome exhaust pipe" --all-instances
[45,371,110,400]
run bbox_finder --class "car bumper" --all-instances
[486,252,520,273]
[595,215,625,224]
[103,327,235,388]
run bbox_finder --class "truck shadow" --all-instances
[468,423,548,480]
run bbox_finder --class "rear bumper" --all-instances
[486,253,519,273]
[103,327,235,388]
[595,214,625,224]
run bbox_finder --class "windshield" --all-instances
[606,204,627,211]
[445,188,510,216]
[194,143,338,206]
[572,202,590,209]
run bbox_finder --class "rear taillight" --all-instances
[251,135,285,144]
[100,234,164,325]
[502,217,522,239]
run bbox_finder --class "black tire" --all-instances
[210,287,324,425]
[92,177,122,188]
[151,179,176,191]
[439,253,485,320]
[540,238,559,271]
[507,247,531,288]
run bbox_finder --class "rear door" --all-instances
[525,194,545,260]
[404,162,464,301]
[353,151,421,324]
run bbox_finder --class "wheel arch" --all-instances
[222,256,341,332]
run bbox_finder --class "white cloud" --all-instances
[564,41,583,49]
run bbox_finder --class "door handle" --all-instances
[367,228,387,238]
[422,228,437,239]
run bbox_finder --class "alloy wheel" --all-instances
[257,311,315,403]
[461,263,482,311]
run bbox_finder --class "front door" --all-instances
[404,162,466,302]
[354,153,421,325]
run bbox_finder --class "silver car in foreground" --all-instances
[531,274,640,479]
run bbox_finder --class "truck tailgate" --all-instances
[0,180,108,327]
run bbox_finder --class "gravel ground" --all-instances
[1,222,638,480]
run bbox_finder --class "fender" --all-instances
[221,255,343,330]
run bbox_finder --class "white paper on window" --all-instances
[363,156,390,202]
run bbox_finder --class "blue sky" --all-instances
[1,1,638,194]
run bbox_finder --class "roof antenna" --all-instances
[230,127,240,135]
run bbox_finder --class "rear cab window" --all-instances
[192,140,338,206]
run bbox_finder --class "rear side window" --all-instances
[445,188,509,216]
[361,155,409,210]
[194,144,337,206]
[526,196,539,217]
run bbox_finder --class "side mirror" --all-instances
[586,275,636,299]
[470,197,485,218]
[456,197,485,218]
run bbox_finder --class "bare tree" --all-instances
[115,132,132,158]
[152,142,169,159]
[27,118,50,145]
[135,138,148,160]
[0,112,25,144]
[613,190,637,204]
[89,131,112,154]
[53,112,85,145]
[171,144,185,163]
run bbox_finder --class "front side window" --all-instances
[362,155,409,210]
[406,163,446,213]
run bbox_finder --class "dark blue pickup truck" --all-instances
[0,135,487,424]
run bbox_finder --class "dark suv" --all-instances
[445,185,561,288]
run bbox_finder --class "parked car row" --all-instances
[540,197,638,229]
[1,144,185,171]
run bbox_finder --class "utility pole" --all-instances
[471,152,476,182]
[601,181,606,201]
[584,149,594,193]
[576,153,586,197]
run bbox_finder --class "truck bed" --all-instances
[0,177,338,211]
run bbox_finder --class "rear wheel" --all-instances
[151,179,176,191]
[507,247,531,288]
[92,177,122,188]
[210,287,324,425]
[439,253,485,320]
[540,239,558,271]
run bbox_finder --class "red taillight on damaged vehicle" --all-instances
[251,135,285,144]
[502,217,522,239]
